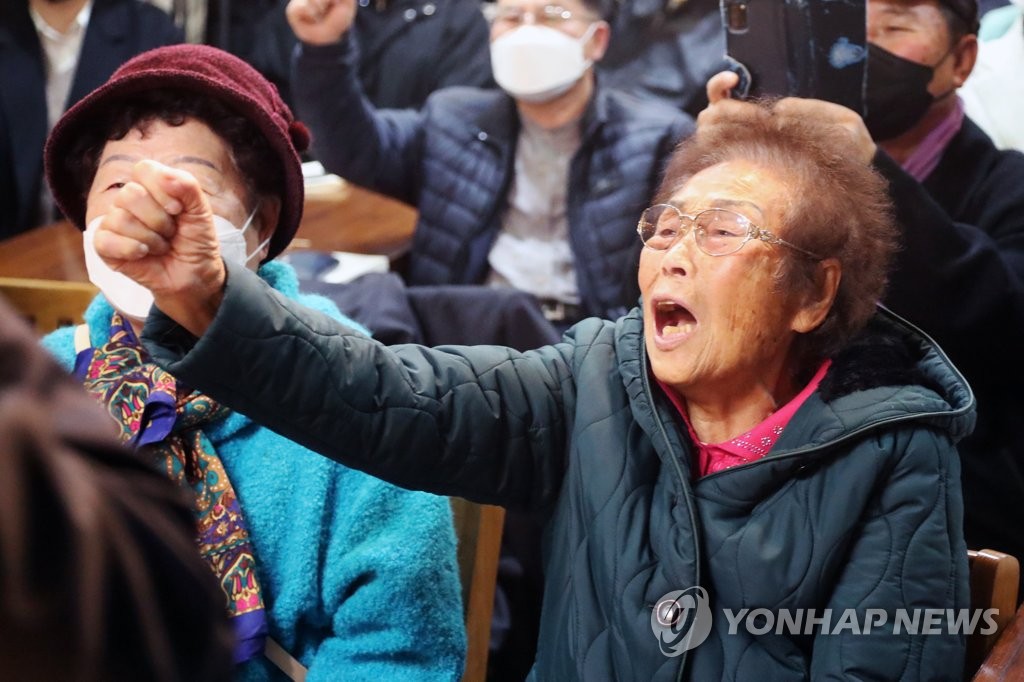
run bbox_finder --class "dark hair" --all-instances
[0,297,233,682]
[938,4,978,43]
[578,0,615,21]
[937,0,979,41]
[63,89,284,215]
[655,104,899,372]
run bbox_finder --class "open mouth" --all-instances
[654,299,696,339]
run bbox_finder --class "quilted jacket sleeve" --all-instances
[143,262,578,511]
[809,425,969,680]
[291,38,427,204]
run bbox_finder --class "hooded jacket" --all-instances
[144,261,975,681]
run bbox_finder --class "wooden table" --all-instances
[0,181,416,283]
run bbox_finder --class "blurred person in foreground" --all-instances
[0,295,232,682]
[94,100,970,679]
[41,43,466,681]
[704,0,1024,584]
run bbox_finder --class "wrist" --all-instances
[153,261,226,337]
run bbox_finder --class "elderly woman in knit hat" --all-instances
[40,44,466,681]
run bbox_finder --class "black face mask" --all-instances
[864,43,938,141]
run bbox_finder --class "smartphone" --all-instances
[721,0,867,116]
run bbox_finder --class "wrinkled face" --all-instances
[638,161,811,403]
[867,0,960,97]
[85,118,270,263]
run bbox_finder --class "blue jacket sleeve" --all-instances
[291,38,427,204]
[305,476,466,681]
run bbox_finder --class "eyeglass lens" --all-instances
[489,4,575,25]
[639,206,749,255]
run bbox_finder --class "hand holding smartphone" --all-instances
[721,0,867,116]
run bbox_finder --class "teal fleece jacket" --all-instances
[42,261,466,682]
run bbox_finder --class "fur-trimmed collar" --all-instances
[818,317,946,403]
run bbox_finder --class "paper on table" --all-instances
[319,252,390,284]
[301,160,347,192]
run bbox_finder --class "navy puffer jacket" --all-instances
[147,263,974,681]
[292,39,693,318]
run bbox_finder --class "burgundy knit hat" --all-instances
[44,44,311,261]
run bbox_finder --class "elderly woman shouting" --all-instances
[94,101,972,679]
[40,45,466,681]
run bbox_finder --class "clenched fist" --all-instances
[286,0,356,46]
[93,159,227,336]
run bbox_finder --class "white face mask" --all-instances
[83,206,268,321]
[215,205,268,268]
[490,23,598,103]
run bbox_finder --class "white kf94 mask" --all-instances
[490,23,598,103]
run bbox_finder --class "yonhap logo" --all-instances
[650,587,713,657]
[648,590,1001,658]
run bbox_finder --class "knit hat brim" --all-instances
[44,45,310,261]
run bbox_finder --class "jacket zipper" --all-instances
[639,342,700,682]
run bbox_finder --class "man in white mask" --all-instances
[286,0,692,331]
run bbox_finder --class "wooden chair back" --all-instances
[968,549,1020,677]
[973,603,1024,681]
[0,277,97,334]
[449,498,505,682]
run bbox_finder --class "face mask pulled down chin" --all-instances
[864,43,943,141]
[490,23,597,103]
[83,208,266,321]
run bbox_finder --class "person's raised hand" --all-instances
[772,97,877,166]
[698,70,877,166]
[697,70,760,135]
[93,160,226,336]
[286,0,355,46]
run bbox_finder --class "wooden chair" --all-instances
[0,277,97,334]
[450,498,505,682]
[968,549,1021,678]
[973,603,1024,681]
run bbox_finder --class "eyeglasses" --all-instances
[484,3,594,27]
[636,204,822,259]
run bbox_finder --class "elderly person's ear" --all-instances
[792,258,841,334]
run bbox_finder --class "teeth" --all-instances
[656,301,679,311]
[662,323,695,336]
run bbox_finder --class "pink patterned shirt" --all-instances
[658,360,832,478]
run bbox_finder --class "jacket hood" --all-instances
[615,304,976,459]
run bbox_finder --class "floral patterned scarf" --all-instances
[75,313,268,663]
